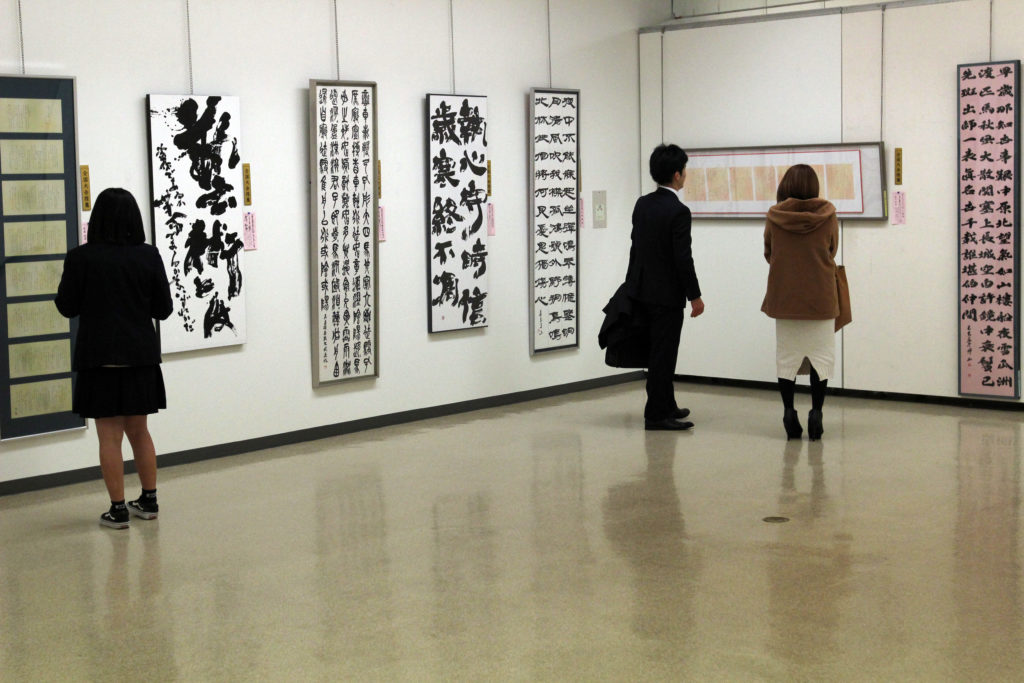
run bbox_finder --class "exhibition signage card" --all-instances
[308,81,379,385]
[0,75,83,439]
[958,60,1021,398]
[426,93,489,333]
[529,88,580,354]
[147,94,247,353]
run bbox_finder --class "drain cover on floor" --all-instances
[762,516,790,523]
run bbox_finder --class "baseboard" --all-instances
[0,371,644,498]
[672,373,1024,412]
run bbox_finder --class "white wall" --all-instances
[0,0,669,485]
[645,0,1024,403]
[654,14,844,385]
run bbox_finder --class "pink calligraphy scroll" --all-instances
[958,61,1021,398]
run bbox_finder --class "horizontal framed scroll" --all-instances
[529,88,579,354]
[958,60,1021,398]
[0,75,84,439]
[308,80,379,385]
[426,93,489,332]
[147,94,246,353]
[682,142,886,220]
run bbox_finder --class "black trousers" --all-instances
[641,302,685,420]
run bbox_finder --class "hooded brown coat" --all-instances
[761,197,839,320]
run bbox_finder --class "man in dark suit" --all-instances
[627,144,704,430]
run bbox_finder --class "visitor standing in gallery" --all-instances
[627,143,704,431]
[55,187,173,528]
[761,164,840,441]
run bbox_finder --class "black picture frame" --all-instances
[0,75,85,439]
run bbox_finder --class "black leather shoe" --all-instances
[672,408,691,420]
[645,418,694,431]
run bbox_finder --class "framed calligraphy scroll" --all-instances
[958,60,1021,399]
[681,142,886,220]
[426,93,489,332]
[0,75,84,439]
[147,94,246,353]
[308,80,379,386]
[529,88,579,354]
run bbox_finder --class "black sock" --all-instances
[141,488,157,499]
[110,500,126,510]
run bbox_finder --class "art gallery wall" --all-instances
[0,0,668,485]
[644,0,1024,402]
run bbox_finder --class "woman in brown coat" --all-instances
[761,164,839,440]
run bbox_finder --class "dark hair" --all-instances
[649,143,688,185]
[776,164,820,202]
[87,187,146,245]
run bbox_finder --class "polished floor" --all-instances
[1,381,1023,681]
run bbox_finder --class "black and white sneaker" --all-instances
[100,508,129,529]
[127,497,158,520]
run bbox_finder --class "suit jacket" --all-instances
[598,281,650,368]
[54,242,173,370]
[626,186,701,308]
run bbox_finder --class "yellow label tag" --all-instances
[895,148,903,186]
[487,160,492,197]
[242,163,252,206]
[80,165,91,211]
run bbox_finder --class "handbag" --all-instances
[835,265,852,331]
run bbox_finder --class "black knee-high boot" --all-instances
[778,378,801,439]
[808,367,827,440]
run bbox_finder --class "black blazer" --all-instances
[54,243,173,370]
[626,187,701,307]
[598,281,650,368]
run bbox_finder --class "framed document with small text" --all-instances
[682,142,886,220]
[0,75,84,439]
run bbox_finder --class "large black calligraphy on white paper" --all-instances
[148,94,246,353]
[954,61,1019,397]
[310,82,378,384]
[958,62,1021,398]
[529,89,579,353]
[426,94,488,332]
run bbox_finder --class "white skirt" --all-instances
[775,319,835,380]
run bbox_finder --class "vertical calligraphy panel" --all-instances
[308,81,379,386]
[529,88,580,354]
[147,94,246,353]
[426,94,489,333]
[0,75,84,439]
[958,61,1021,398]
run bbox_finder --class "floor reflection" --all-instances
[602,434,702,653]
[952,420,1022,678]
[316,467,397,673]
[766,440,852,677]
[529,432,596,675]
[431,492,498,669]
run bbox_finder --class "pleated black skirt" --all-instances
[73,365,167,419]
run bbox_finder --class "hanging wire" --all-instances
[448,0,456,94]
[660,32,664,142]
[333,0,341,80]
[840,9,844,145]
[879,6,885,143]
[989,0,993,62]
[546,0,553,88]
[17,0,26,74]
[185,0,195,94]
